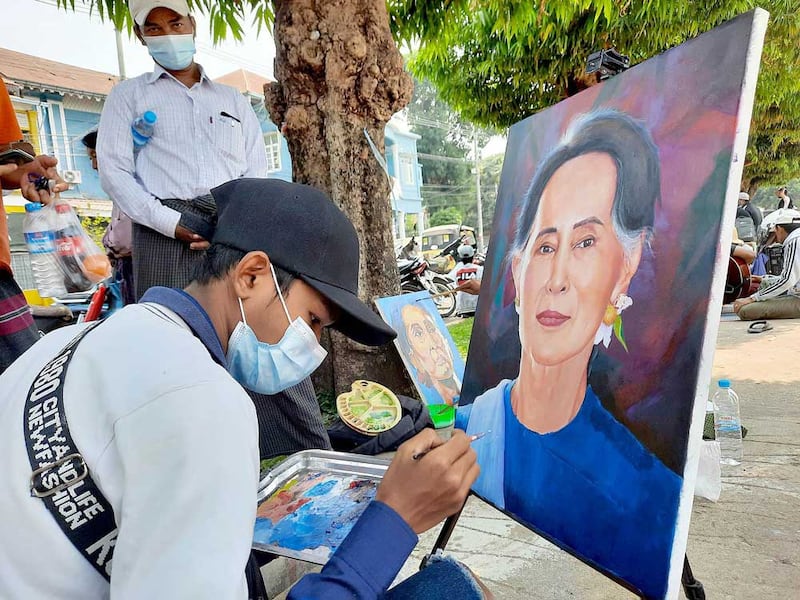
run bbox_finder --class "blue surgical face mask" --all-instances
[226,266,328,395]
[143,34,196,71]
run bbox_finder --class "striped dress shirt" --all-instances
[752,228,800,300]
[97,64,268,238]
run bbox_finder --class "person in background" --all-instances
[0,79,67,374]
[734,212,800,320]
[775,186,794,210]
[735,191,760,250]
[0,179,483,599]
[97,0,331,460]
[81,130,135,305]
[451,243,484,318]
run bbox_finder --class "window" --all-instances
[263,132,282,172]
[400,156,415,184]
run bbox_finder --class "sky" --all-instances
[0,0,276,80]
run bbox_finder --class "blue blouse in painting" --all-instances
[462,379,683,599]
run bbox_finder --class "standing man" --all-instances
[1,79,66,374]
[98,0,330,458]
[98,0,267,298]
[81,130,135,305]
[734,212,800,320]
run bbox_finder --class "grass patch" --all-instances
[447,317,474,360]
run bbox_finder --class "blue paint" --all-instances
[254,473,378,560]
[305,480,337,497]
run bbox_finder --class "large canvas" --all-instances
[375,291,465,406]
[456,11,767,599]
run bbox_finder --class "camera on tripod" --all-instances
[586,48,630,81]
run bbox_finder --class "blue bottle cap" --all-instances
[143,110,157,124]
[718,379,731,388]
[24,202,43,212]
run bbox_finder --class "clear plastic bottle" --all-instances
[23,203,67,298]
[131,110,157,149]
[712,379,742,466]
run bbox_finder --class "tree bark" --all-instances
[265,0,416,397]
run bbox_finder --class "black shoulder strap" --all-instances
[24,321,117,581]
[23,319,267,598]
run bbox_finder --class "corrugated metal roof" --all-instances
[0,47,118,99]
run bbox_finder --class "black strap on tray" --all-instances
[23,321,117,581]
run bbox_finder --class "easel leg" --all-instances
[682,555,705,600]
[419,503,465,570]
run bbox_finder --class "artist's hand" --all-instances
[175,224,210,250]
[376,429,479,534]
[17,156,69,204]
[456,279,482,296]
[733,297,755,313]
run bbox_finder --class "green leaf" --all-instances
[613,315,628,353]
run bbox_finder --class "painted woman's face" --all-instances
[512,152,639,366]
[401,305,454,381]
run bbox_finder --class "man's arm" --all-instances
[288,429,479,599]
[238,95,268,177]
[97,85,182,238]
[110,381,258,599]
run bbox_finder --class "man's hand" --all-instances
[15,155,69,204]
[456,279,481,296]
[175,224,210,251]
[375,429,479,534]
[733,297,755,313]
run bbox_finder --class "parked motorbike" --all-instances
[397,254,457,318]
[31,278,125,335]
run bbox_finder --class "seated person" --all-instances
[734,212,800,320]
[450,244,484,317]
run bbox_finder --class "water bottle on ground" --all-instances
[131,110,157,149]
[23,203,67,298]
[712,379,742,466]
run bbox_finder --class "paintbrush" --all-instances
[415,288,458,301]
[412,431,487,461]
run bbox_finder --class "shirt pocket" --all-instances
[212,115,246,164]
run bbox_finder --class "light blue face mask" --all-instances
[226,266,328,395]
[143,34,196,71]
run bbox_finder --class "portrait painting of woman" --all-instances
[456,11,765,598]
[461,111,680,599]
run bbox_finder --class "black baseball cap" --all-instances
[210,178,396,346]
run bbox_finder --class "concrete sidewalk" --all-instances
[393,317,800,598]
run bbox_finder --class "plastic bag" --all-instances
[45,199,112,293]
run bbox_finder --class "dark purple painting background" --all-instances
[461,14,753,475]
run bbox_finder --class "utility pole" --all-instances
[114,28,126,80]
[473,129,485,252]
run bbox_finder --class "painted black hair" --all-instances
[513,110,660,255]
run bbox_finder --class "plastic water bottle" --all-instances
[131,111,157,149]
[23,203,67,298]
[712,379,742,466]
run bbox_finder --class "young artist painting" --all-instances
[461,110,681,599]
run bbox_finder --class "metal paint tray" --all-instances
[253,450,390,563]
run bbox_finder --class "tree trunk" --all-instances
[265,0,416,398]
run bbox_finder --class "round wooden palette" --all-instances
[336,380,402,436]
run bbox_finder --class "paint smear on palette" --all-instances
[253,471,378,563]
